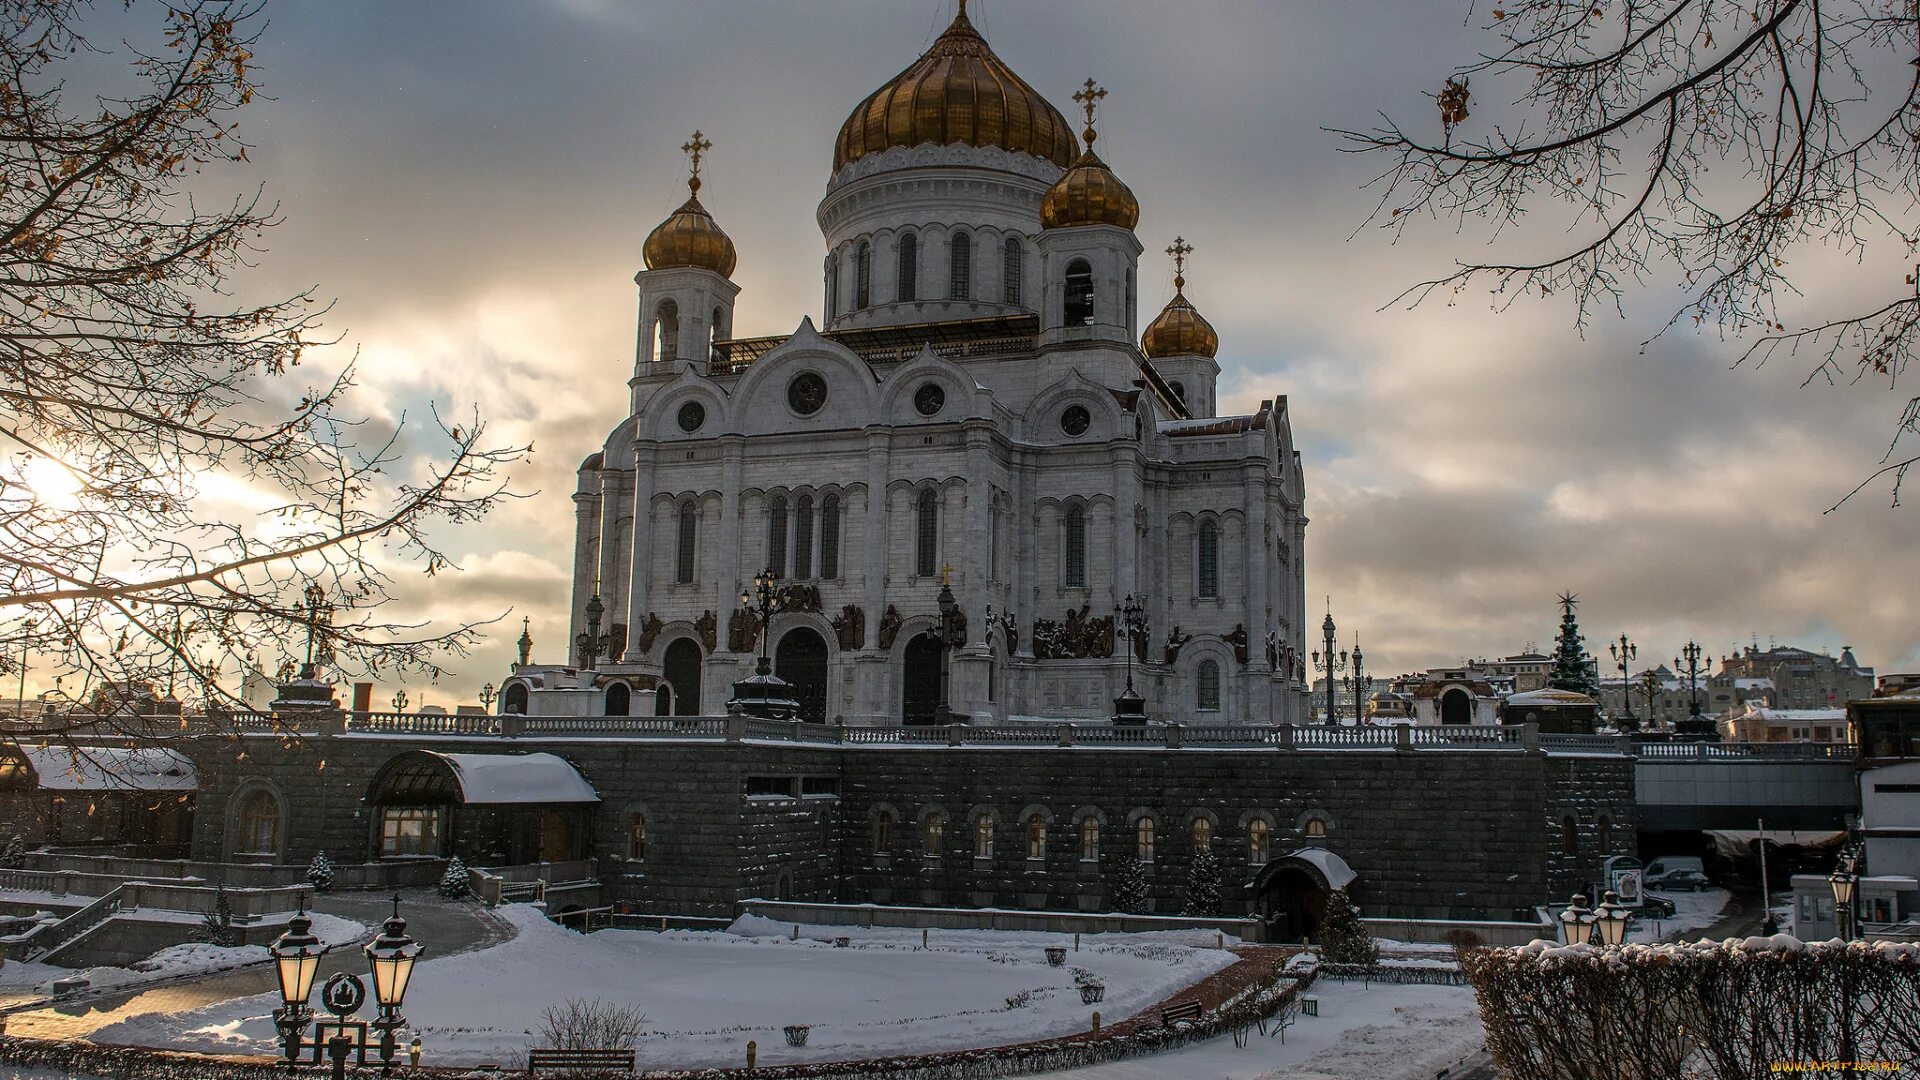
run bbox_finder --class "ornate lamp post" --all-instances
[934,570,962,725]
[299,583,331,681]
[1638,669,1663,729]
[1112,593,1149,725]
[574,593,613,670]
[1674,640,1715,739]
[1829,843,1863,940]
[1559,892,1596,946]
[1311,602,1347,726]
[1342,635,1373,724]
[478,682,497,711]
[365,896,424,1064]
[271,894,425,1078]
[1608,634,1639,732]
[726,569,798,720]
[390,689,408,714]
[1592,890,1631,947]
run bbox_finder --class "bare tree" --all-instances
[0,1,524,738]
[1341,0,1920,506]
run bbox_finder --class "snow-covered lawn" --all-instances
[1630,887,1730,943]
[0,911,364,997]
[1032,981,1485,1080]
[90,906,1238,1070]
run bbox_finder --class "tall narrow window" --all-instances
[1197,520,1220,599]
[896,233,918,302]
[949,231,972,299]
[1248,819,1270,865]
[628,814,646,861]
[1198,659,1222,712]
[793,495,814,579]
[974,816,993,859]
[1002,237,1024,305]
[1027,814,1047,860]
[916,488,938,578]
[1063,259,1094,326]
[1136,817,1156,863]
[676,504,697,584]
[924,813,944,858]
[237,790,280,854]
[768,496,789,576]
[711,306,724,351]
[1063,504,1087,588]
[856,241,872,309]
[874,811,893,852]
[1191,818,1212,853]
[655,298,679,361]
[1561,816,1578,855]
[1080,818,1100,862]
[820,494,841,579]
[825,253,839,318]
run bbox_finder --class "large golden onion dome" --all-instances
[643,180,737,278]
[1041,79,1138,230]
[833,5,1077,174]
[1143,239,1218,358]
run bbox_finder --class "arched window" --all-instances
[1247,819,1270,865]
[1002,238,1024,305]
[711,306,724,351]
[1171,380,1186,407]
[974,816,993,859]
[1197,520,1220,599]
[768,496,789,576]
[654,684,673,716]
[1136,817,1156,863]
[820,494,841,579]
[896,233,918,302]
[825,253,839,318]
[237,789,280,854]
[606,682,631,716]
[874,811,893,852]
[1191,817,1212,852]
[1063,504,1087,588]
[1026,814,1047,860]
[1562,815,1579,855]
[676,503,697,584]
[856,241,873,309]
[654,298,679,362]
[1080,817,1100,862]
[1198,659,1221,712]
[502,682,529,715]
[949,231,972,299]
[924,813,944,857]
[915,488,939,578]
[1305,816,1328,839]
[1063,259,1094,326]
[793,495,814,579]
[628,813,646,860]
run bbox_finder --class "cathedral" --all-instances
[562,5,1309,726]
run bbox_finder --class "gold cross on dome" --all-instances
[940,563,956,586]
[1166,236,1193,277]
[1073,78,1107,140]
[681,130,713,186]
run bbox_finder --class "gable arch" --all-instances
[642,377,730,441]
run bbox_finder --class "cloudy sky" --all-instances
[171,0,1915,705]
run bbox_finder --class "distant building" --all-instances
[1719,703,1850,745]
[1708,644,1873,714]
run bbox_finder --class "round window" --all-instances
[677,401,705,432]
[788,372,828,415]
[914,383,945,417]
[1060,404,1091,437]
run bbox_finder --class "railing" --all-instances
[349,711,500,735]
[23,885,123,962]
[1409,725,1521,748]
[1635,740,1855,760]
[1537,733,1630,755]
[1070,725,1161,744]
[1294,726,1397,748]
[0,868,57,893]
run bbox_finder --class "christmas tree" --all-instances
[1318,887,1378,965]
[1108,856,1149,914]
[195,886,236,946]
[1182,847,1224,916]
[305,850,335,892]
[439,855,472,900]
[0,835,25,869]
[1548,592,1600,697]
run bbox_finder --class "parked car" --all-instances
[1649,868,1712,892]
[1638,894,1676,918]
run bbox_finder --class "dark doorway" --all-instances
[539,810,570,862]
[776,627,830,723]
[605,682,630,716]
[903,633,943,725]
[1440,688,1471,726]
[1256,864,1330,944]
[663,638,702,716]
[654,683,673,716]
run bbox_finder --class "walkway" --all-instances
[0,888,512,1043]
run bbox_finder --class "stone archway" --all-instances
[1440,687,1472,726]
[775,627,830,723]
[663,638,702,716]
[1253,849,1356,944]
[902,633,943,725]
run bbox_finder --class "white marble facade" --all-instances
[564,18,1308,726]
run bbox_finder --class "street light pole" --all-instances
[1674,640,1714,738]
[1112,593,1148,724]
[934,568,960,725]
[726,569,798,720]
[1342,636,1373,724]
[1608,634,1639,732]
[574,593,612,670]
[1311,599,1345,727]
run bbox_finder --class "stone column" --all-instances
[1244,466,1271,722]
[856,429,893,721]
[716,434,746,640]
[568,488,598,648]
[623,444,657,660]
[1109,448,1139,611]
[963,425,993,645]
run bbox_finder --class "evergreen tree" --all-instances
[0,835,25,869]
[439,856,472,900]
[1182,847,1224,916]
[195,886,237,946]
[1548,592,1600,697]
[1319,887,1378,965]
[1108,857,1149,914]
[305,850,335,892]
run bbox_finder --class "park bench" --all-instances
[527,1047,636,1076]
[1160,999,1205,1027]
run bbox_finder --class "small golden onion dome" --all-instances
[834,7,1077,173]
[1142,277,1219,359]
[1040,148,1139,230]
[643,178,737,278]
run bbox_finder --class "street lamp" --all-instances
[1608,634,1639,732]
[726,569,797,719]
[479,682,497,711]
[299,583,331,681]
[365,894,424,1062]
[933,571,962,725]
[1829,844,1863,941]
[1559,892,1596,946]
[1311,599,1345,726]
[574,593,612,669]
[1112,593,1149,724]
[271,900,322,1059]
[271,893,426,1077]
[1342,636,1373,723]
[391,689,408,713]
[1673,640,1714,739]
[1593,890,1631,948]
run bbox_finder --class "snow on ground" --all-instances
[0,911,364,996]
[90,906,1238,1070]
[1630,887,1731,943]
[1032,981,1485,1080]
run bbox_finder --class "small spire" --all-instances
[1073,77,1107,148]
[680,130,713,196]
[1166,236,1193,294]
[956,0,967,17]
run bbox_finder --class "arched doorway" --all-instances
[663,638,702,716]
[654,683,673,716]
[1253,849,1355,945]
[902,633,943,725]
[605,682,630,716]
[1440,688,1471,726]
[775,627,830,723]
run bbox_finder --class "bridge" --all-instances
[1634,741,1856,832]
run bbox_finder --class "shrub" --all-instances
[533,997,646,1051]
[1318,887,1378,966]
[194,886,236,947]
[1108,856,1149,914]
[1004,989,1032,1010]
[0,835,26,869]
[438,856,471,900]
[1182,846,1224,916]
[305,850,335,892]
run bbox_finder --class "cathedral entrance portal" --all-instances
[663,638,702,716]
[1253,849,1355,945]
[775,628,830,723]
[902,633,943,725]
[1440,688,1471,726]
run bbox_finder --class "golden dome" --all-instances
[833,7,1077,174]
[643,180,737,278]
[1041,148,1139,230]
[1143,279,1218,359]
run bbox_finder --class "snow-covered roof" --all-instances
[1734,678,1775,690]
[1282,847,1356,891]
[1742,707,1846,722]
[11,745,197,792]
[1506,688,1596,705]
[424,751,599,805]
